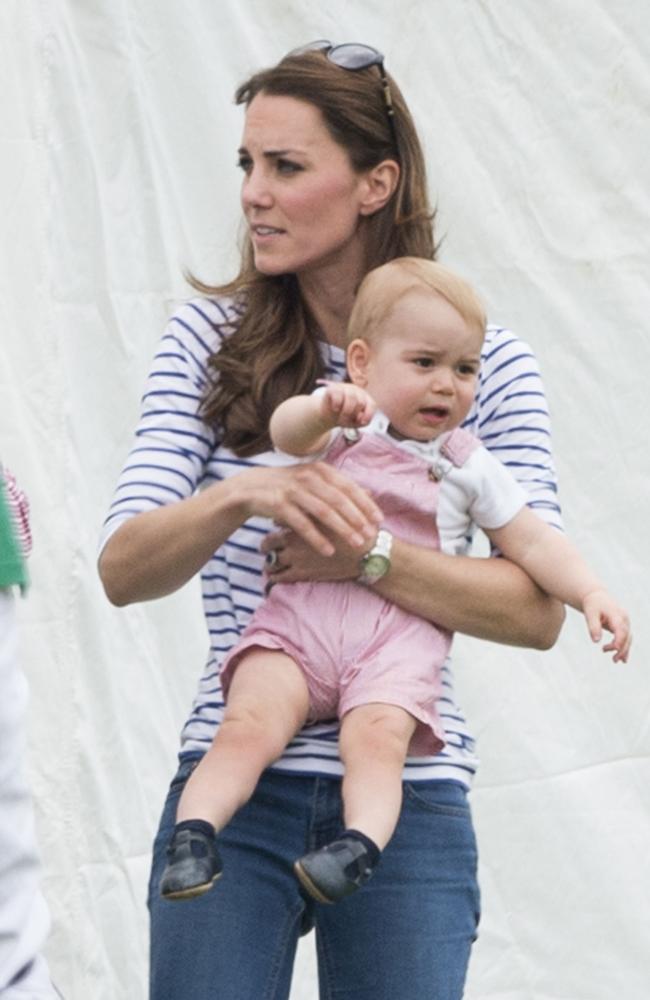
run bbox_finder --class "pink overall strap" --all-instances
[440,428,481,468]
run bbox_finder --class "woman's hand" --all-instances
[261,526,368,582]
[236,463,382,557]
[100,461,381,606]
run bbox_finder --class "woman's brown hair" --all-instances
[195,50,437,456]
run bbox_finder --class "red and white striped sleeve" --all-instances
[1,468,32,558]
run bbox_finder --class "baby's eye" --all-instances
[457,363,479,376]
[413,357,434,368]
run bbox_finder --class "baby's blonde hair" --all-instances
[347,257,487,346]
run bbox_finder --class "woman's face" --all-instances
[239,93,373,281]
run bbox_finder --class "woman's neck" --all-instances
[298,266,362,349]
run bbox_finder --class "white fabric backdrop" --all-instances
[2,1,649,997]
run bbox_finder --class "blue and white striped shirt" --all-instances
[101,296,561,786]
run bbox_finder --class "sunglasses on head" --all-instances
[286,40,398,151]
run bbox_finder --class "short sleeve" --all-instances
[466,325,563,530]
[99,297,238,552]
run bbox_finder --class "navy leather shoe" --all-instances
[160,824,222,901]
[294,836,376,904]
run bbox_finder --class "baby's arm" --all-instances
[487,508,631,662]
[270,383,376,457]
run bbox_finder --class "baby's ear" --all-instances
[346,338,371,387]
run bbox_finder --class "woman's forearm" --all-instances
[99,462,383,607]
[98,478,249,606]
[373,537,566,649]
[263,529,566,649]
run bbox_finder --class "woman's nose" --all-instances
[241,169,273,210]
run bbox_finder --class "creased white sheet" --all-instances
[2,1,648,997]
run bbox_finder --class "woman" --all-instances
[99,43,564,1000]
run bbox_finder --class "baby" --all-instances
[160,257,630,905]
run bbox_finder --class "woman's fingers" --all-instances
[280,466,380,550]
[240,463,381,554]
[275,500,344,556]
[262,528,362,583]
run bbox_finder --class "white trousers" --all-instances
[0,591,58,999]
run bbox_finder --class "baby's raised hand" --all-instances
[320,382,376,429]
[582,589,631,663]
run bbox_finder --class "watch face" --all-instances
[363,554,390,578]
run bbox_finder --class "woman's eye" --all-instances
[236,156,252,173]
[276,159,302,175]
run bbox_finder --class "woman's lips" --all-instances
[251,225,285,238]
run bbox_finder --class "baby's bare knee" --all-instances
[219,706,268,749]
[342,705,414,760]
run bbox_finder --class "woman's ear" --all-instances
[358,159,400,217]
[346,338,371,386]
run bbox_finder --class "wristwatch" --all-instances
[358,529,393,585]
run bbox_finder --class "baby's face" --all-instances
[358,290,483,441]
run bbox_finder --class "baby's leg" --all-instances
[160,650,310,900]
[339,702,416,850]
[293,703,415,904]
[177,649,310,830]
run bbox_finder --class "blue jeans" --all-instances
[148,756,480,1000]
